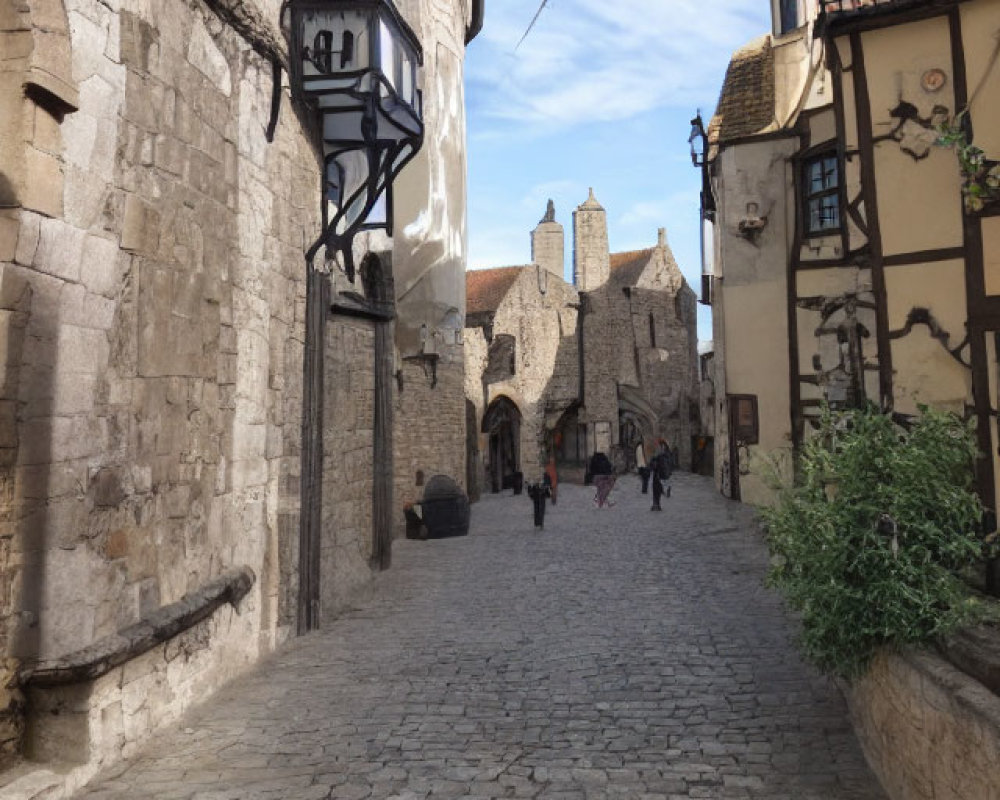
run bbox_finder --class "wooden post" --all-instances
[364,252,395,571]
[298,262,329,633]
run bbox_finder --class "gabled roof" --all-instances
[465,266,526,317]
[609,248,655,287]
[708,34,775,149]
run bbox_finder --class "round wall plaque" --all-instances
[921,68,947,93]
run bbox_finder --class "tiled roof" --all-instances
[609,248,655,287]
[465,266,526,317]
[708,34,775,149]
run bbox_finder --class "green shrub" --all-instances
[763,404,989,679]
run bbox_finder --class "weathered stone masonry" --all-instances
[466,195,702,491]
[1,0,480,782]
[0,0,319,772]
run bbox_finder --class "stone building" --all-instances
[705,0,1000,509]
[465,192,700,495]
[0,0,481,789]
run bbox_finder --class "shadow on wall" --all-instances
[1,260,54,761]
[0,173,17,206]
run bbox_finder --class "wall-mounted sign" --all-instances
[921,68,947,93]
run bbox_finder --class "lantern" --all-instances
[283,0,424,278]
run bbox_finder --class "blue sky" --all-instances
[463,0,773,342]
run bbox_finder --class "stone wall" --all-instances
[0,0,317,763]
[845,648,1000,799]
[321,316,376,619]
[572,191,609,293]
[388,0,471,535]
[465,268,580,488]
[21,597,257,796]
[578,289,628,452]
[394,347,467,536]
[623,284,700,468]
[531,219,564,281]
[0,0,478,775]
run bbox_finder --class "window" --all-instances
[778,0,801,33]
[729,394,759,445]
[648,313,656,348]
[804,153,841,235]
[484,334,516,384]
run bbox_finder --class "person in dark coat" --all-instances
[649,441,673,511]
[527,481,550,528]
[589,452,616,507]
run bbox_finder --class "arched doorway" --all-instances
[551,402,587,468]
[619,411,645,471]
[482,396,521,493]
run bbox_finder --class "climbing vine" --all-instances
[935,31,1000,213]
[936,114,1000,213]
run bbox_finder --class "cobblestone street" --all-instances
[71,474,885,800]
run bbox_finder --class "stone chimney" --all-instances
[658,227,667,249]
[531,199,564,280]
[572,188,609,291]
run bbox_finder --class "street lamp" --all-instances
[688,112,707,167]
[283,0,424,279]
[688,111,716,304]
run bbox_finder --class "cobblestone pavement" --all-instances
[72,474,886,800]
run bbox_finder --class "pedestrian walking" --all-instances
[544,456,558,505]
[636,441,651,494]
[650,440,673,511]
[588,452,616,507]
[526,481,550,528]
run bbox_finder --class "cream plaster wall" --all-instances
[711,135,797,502]
[961,0,1000,157]
[719,280,792,505]
[884,259,970,416]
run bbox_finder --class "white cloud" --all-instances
[467,0,771,134]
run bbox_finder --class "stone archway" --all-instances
[619,410,647,472]
[482,396,521,494]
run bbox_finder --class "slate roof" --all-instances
[465,266,526,317]
[609,248,655,287]
[708,34,775,150]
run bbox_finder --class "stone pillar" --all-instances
[531,199,564,281]
[573,189,610,291]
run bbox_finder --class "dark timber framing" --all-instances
[298,264,329,633]
[849,31,894,411]
[367,253,395,571]
[948,6,995,507]
[822,2,994,505]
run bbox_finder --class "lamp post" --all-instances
[688,111,715,305]
[283,0,424,280]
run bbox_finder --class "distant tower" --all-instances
[573,188,610,291]
[531,199,564,280]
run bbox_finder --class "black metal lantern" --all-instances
[688,112,707,167]
[283,0,424,279]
